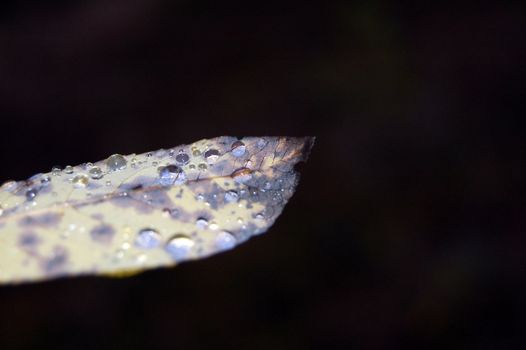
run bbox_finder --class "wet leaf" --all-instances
[0,136,314,284]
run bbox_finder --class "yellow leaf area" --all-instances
[0,136,314,284]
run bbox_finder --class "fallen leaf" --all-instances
[0,136,314,284]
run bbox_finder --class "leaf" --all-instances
[0,136,314,284]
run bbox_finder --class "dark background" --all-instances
[0,1,524,349]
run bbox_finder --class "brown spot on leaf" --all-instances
[18,212,62,228]
[90,223,115,244]
[41,246,68,275]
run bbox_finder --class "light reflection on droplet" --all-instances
[51,166,62,176]
[175,152,190,165]
[40,175,51,186]
[204,149,220,164]
[1,181,17,192]
[192,147,201,156]
[231,141,246,157]
[72,174,89,188]
[224,190,239,203]
[166,234,195,261]
[215,231,237,251]
[195,217,208,229]
[135,228,162,249]
[89,166,104,180]
[106,154,127,171]
[136,254,147,264]
[159,165,185,186]
[25,189,38,201]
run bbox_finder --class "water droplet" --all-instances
[189,164,196,169]
[136,254,147,264]
[114,249,125,260]
[166,234,195,261]
[209,222,219,230]
[224,190,239,203]
[135,228,162,249]
[1,181,17,192]
[198,163,208,171]
[255,213,265,219]
[231,141,246,157]
[192,147,201,156]
[159,164,185,186]
[40,175,51,186]
[64,165,74,174]
[231,168,252,183]
[204,149,221,164]
[51,166,62,175]
[105,180,112,186]
[155,149,167,158]
[106,154,127,171]
[175,152,190,165]
[89,166,104,180]
[162,208,179,218]
[195,217,209,229]
[72,174,89,188]
[215,231,237,250]
[25,189,38,201]
[58,165,73,175]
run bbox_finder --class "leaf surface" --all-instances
[0,136,314,284]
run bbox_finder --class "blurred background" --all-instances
[0,1,524,349]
